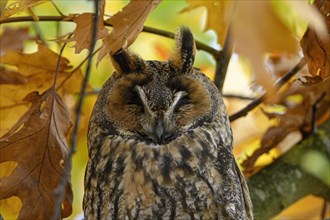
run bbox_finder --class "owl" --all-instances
[83,27,253,220]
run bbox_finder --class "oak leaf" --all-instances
[61,0,107,53]
[0,43,84,133]
[300,0,330,80]
[183,1,326,92]
[243,77,330,172]
[0,0,49,20]
[0,89,73,219]
[64,12,108,53]
[181,1,234,46]
[0,43,83,103]
[0,66,28,85]
[0,26,33,56]
[97,0,160,63]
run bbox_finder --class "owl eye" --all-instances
[126,89,145,113]
[173,94,190,112]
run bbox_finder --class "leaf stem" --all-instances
[57,46,102,90]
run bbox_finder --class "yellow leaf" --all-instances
[182,1,235,46]
[231,1,299,91]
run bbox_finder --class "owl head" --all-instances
[90,27,224,145]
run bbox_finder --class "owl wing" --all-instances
[234,161,254,219]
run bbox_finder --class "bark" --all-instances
[247,119,330,220]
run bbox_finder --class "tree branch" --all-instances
[213,28,233,92]
[247,119,330,220]
[0,15,220,58]
[229,58,307,122]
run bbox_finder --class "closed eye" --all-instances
[174,94,190,112]
[170,91,189,113]
[127,90,143,106]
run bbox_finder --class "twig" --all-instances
[229,96,263,122]
[321,200,328,220]
[53,0,99,218]
[141,26,219,57]
[27,8,47,45]
[85,89,100,95]
[222,93,255,101]
[50,34,71,220]
[51,1,65,17]
[70,0,99,151]
[213,1,237,92]
[213,30,233,92]
[229,57,307,122]
[57,46,102,90]
[0,15,220,58]
[311,92,326,134]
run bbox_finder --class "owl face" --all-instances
[95,27,220,145]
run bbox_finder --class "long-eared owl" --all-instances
[83,27,253,219]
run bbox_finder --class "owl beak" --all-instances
[155,116,165,144]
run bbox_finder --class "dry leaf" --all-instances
[182,1,234,46]
[231,1,298,92]
[0,43,83,102]
[243,78,330,172]
[97,0,160,63]
[183,1,326,93]
[64,12,108,53]
[300,0,330,79]
[0,0,49,20]
[61,0,107,53]
[0,89,73,219]
[0,43,84,133]
[0,66,28,85]
[0,26,33,55]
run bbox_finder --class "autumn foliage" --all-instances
[0,0,329,219]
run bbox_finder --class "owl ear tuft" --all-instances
[110,49,145,75]
[170,27,196,74]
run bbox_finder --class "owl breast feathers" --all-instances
[83,27,253,220]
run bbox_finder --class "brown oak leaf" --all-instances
[183,1,326,93]
[0,43,84,134]
[0,0,49,20]
[97,0,160,63]
[64,12,108,53]
[243,77,330,172]
[0,26,33,56]
[0,66,28,85]
[0,43,83,104]
[181,1,234,46]
[300,0,330,80]
[0,89,73,219]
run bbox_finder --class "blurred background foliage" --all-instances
[0,0,329,219]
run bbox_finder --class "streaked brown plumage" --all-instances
[83,27,253,219]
